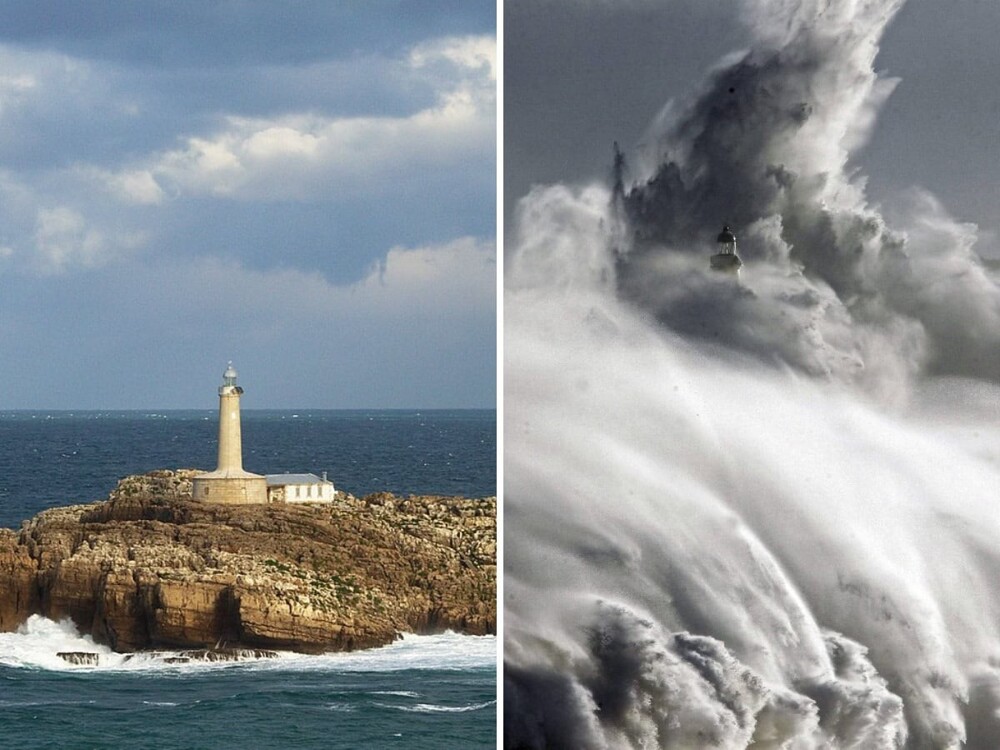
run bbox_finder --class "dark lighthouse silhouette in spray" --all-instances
[710,224,742,275]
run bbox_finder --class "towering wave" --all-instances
[504,1,1000,747]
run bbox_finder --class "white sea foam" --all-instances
[0,615,495,675]
[0,615,115,671]
[298,630,496,673]
[385,700,497,713]
[505,277,999,746]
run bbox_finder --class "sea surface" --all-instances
[0,410,496,749]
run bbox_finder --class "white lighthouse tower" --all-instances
[710,224,743,276]
[192,363,268,504]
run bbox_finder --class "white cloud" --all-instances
[0,47,95,125]
[107,169,165,205]
[243,126,321,159]
[0,33,496,281]
[35,207,99,273]
[179,236,496,320]
[353,236,496,310]
[0,74,36,93]
[409,35,497,82]
[99,34,495,203]
[33,206,144,274]
[12,234,495,407]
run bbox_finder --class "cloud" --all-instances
[32,206,145,274]
[0,32,495,282]
[0,2,495,69]
[357,236,496,304]
[105,169,165,205]
[0,235,495,407]
[0,72,36,97]
[0,169,151,274]
[173,235,496,322]
[0,4,495,409]
[97,35,495,203]
[0,217,495,406]
[409,34,497,81]
[0,47,116,162]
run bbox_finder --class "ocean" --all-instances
[0,410,496,749]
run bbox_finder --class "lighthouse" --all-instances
[710,224,742,275]
[192,363,268,504]
[216,362,247,473]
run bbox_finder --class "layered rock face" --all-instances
[0,470,495,653]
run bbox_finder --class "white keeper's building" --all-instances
[265,473,335,503]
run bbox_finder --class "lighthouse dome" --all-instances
[223,362,238,386]
[717,225,736,244]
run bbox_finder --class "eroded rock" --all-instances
[0,470,496,654]
[57,651,100,665]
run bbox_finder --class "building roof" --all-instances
[717,224,736,244]
[265,473,331,486]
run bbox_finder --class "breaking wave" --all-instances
[0,615,495,674]
[504,1,1000,747]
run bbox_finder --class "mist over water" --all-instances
[504,1,1000,748]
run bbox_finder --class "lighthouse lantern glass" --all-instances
[717,225,737,256]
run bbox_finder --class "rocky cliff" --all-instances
[0,470,495,653]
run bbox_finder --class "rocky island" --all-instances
[0,469,495,655]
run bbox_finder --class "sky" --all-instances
[0,1,496,409]
[505,0,1000,262]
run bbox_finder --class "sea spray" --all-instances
[1,615,496,674]
[614,0,1000,394]
[505,251,1000,744]
[0,615,114,671]
[505,0,1000,744]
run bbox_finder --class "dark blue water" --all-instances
[0,409,496,529]
[0,410,496,749]
[0,626,497,750]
